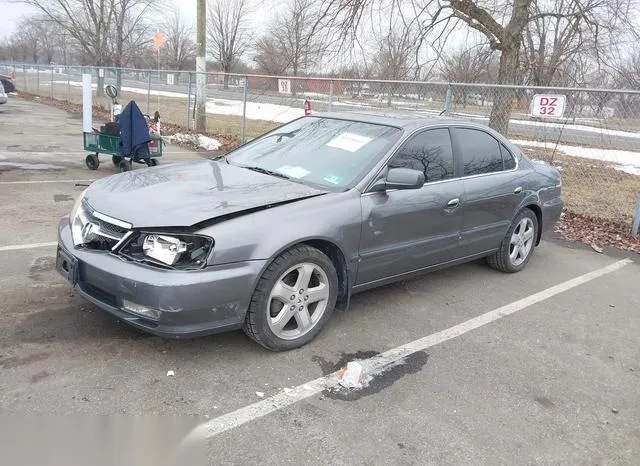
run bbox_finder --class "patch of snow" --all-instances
[206,98,304,123]
[512,139,640,175]
[510,119,640,139]
[169,133,221,151]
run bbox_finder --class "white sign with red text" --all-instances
[531,94,566,118]
[278,79,292,94]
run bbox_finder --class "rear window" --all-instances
[501,144,517,170]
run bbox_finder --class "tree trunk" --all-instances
[489,45,519,136]
[223,71,229,90]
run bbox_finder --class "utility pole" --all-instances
[196,0,207,132]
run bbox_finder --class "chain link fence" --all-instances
[2,63,639,228]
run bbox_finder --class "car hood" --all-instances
[85,161,328,228]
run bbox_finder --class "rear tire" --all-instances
[118,159,131,172]
[112,155,123,166]
[148,158,158,167]
[488,208,538,273]
[243,245,338,351]
[85,154,99,170]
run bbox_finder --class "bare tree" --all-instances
[440,46,492,83]
[25,0,157,93]
[14,17,42,64]
[163,9,195,70]
[314,0,634,135]
[25,0,114,86]
[207,0,250,88]
[439,46,495,107]
[254,0,325,77]
[372,22,420,105]
[521,0,620,87]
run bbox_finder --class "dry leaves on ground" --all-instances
[555,211,640,254]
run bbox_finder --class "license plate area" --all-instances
[56,246,78,285]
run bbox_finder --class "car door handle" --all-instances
[446,198,460,208]
[514,187,523,194]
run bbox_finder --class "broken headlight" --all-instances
[119,233,213,269]
[70,189,89,246]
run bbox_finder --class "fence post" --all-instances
[50,65,54,98]
[632,200,640,238]
[146,72,152,115]
[186,72,193,130]
[328,80,333,112]
[36,65,40,95]
[67,66,71,102]
[444,85,452,116]
[23,64,27,92]
[241,75,248,143]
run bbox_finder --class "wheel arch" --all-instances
[523,203,543,246]
[255,237,352,313]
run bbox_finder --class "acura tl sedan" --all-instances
[56,112,563,350]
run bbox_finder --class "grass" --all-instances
[518,146,640,224]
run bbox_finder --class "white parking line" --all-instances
[0,242,57,252]
[180,258,632,444]
[0,179,94,185]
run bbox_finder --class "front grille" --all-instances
[74,201,131,250]
[86,211,128,240]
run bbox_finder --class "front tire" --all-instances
[488,208,538,273]
[243,245,338,351]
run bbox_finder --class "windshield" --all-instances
[226,117,403,189]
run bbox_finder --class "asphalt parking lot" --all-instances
[1,98,639,465]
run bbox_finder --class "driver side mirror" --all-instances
[370,167,425,192]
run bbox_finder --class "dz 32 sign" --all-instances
[531,94,566,118]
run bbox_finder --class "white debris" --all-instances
[255,391,265,398]
[198,135,222,151]
[337,361,365,389]
[283,387,293,394]
[169,133,221,151]
[591,243,604,253]
[166,370,175,377]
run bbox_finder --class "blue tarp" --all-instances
[119,101,151,158]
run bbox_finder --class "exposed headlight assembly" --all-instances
[119,232,213,269]
[142,234,187,265]
[70,189,89,246]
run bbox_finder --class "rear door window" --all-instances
[457,128,504,176]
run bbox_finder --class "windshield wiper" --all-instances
[241,165,292,180]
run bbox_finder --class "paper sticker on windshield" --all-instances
[276,165,310,178]
[326,132,372,152]
[323,174,341,185]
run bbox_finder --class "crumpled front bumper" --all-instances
[56,217,266,338]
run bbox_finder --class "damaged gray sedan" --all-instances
[56,112,563,350]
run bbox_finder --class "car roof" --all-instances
[311,110,490,132]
